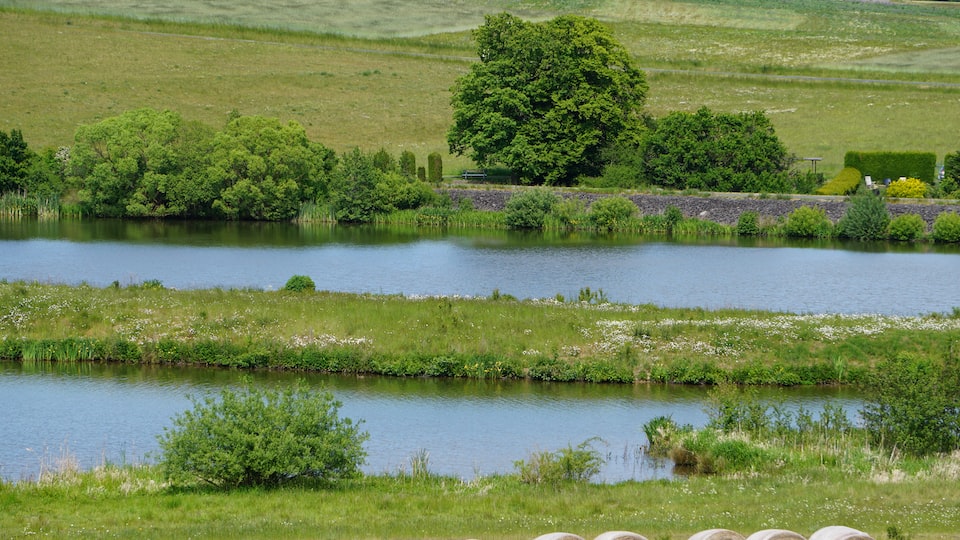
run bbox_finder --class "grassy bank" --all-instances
[3,464,959,539]
[3,281,959,385]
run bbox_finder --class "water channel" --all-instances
[2,219,959,315]
[0,362,862,483]
[0,220,955,483]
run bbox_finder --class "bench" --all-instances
[461,169,487,181]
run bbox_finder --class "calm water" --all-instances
[0,362,861,483]
[1,220,959,315]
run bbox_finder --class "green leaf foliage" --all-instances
[157,382,367,488]
[784,206,832,238]
[504,189,559,229]
[844,151,937,184]
[589,196,637,231]
[932,211,960,242]
[640,107,791,192]
[448,13,647,185]
[207,115,335,221]
[737,211,760,236]
[329,148,384,223]
[887,213,926,241]
[861,354,960,456]
[68,109,335,220]
[815,167,862,196]
[283,275,316,292]
[837,190,889,241]
[885,177,928,199]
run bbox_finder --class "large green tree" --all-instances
[447,13,648,186]
[640,107,792,193]
[206,115,335,221]
[69,108,215,217]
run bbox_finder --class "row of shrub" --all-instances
[0,336,866,386]
[734,189,960,242]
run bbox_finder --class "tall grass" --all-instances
[0,193,60,220]
[4,464,959,538]
[3,281,959,385]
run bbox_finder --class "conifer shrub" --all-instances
[887,213,926,241]
[815,167,861,196]
[427,153,443,183]
[885,177,928,198]
[784,206,833,238]
[932,211,960,242]
[836,190,889,240]
[399,150,416,178]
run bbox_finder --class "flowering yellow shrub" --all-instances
[885,177,928,198]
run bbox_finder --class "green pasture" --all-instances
[3,466,959,539]
[2,0,960,175]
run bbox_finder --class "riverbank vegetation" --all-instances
[2,281,959,385]
[2,374,959,538]
[5,1,960,220]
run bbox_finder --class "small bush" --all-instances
[932,211,960,243]
[589,196,637,231]
[737,211,760,236]
[784,206,832,238]
[157,382,368,488]
[815,167,861,196]
[860,353,960,456]
[514,439,604,485]
[504,189,559,229]
[887,213,926,241]
[283,275,316,292]
[664,205,683,232]
[885,177,928,199]
[837,190,889,241]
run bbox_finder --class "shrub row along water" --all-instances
[1,336,872,386]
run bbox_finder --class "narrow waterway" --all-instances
[1,220,958,315]
[0,362,862,483]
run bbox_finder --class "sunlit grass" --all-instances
[3,0,960,177]
[3,281,959,384]
[3,463,960,539]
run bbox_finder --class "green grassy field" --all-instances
[3,466,960,539]
[2,0,960,175]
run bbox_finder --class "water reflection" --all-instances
[0,361,861,483]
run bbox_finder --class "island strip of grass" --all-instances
[3,281,959,385]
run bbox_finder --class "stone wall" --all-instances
[440,188,960,227]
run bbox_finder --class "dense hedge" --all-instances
[844,151,937,184]
[815,166,861,195]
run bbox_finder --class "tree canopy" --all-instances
[640,107,793,193]
[67,108,335,219]
[447,13,648,186]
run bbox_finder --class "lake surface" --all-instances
[0,362,862,484]
[2,220,959,315]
